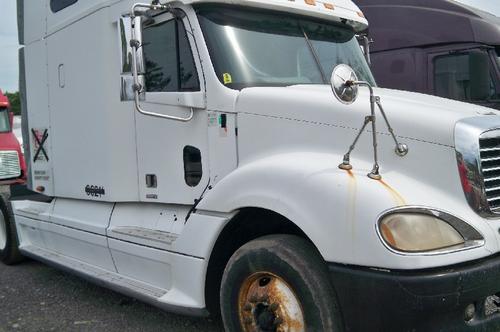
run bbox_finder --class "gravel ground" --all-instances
[0,260,224,332]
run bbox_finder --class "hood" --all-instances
[0,132,22,151]
[235,85,497,147]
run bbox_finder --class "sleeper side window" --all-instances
[50,0,78,13]
[434,52,496,102]
[142,18,200,92]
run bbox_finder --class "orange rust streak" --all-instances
[378,179,406,206]
[346,169,355,178]
[323,3,335,10]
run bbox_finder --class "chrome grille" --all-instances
[0,151,21,180]
[480,136,500,212]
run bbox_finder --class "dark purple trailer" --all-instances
[355,0,500,109]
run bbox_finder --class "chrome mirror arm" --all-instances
[338,80,408,180]
[128,1,194,122]
[374,97,408,157]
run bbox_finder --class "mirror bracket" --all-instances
[122,1,195,122]
[331,65,408,180]
[356,33,373,65]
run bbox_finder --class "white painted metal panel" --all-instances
[15,215,47,250]
[198,84,500,270]
[46,8,139,201]
[19,244,172,306]
[172,211,233,258]
[108,203,189,250]
[51,198,115,235]
[134,11,210,204]
[206,112,238,186]
[24,39,55,195]
[41,221,117,271]
[135,109,210,203]
[12,200,53,222]
[108,238,207,309]
[13,199,116,271]
[46,0,122,36]
[22,0,47,45]
[108,239,173,290]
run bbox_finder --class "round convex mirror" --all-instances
[331,64,359,105]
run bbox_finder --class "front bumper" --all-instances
[329,254,500,331]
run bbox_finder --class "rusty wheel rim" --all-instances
[238,272,305,332]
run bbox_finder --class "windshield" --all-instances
[0,109,10,133]
[196,5,375,90]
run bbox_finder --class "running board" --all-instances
[109,226,179,246]
[19,245,208,317]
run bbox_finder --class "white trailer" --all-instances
[5,0,500,330]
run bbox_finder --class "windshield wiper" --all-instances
[300,24,328,84]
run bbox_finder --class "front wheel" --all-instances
[220,235,343,332]
[0,188,24,265]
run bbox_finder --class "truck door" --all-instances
[135,12,209,204]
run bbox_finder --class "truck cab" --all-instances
[0,90,26,185]
[8,0,500,330]
[355,0,500,110]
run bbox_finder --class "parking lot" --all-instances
[0,260,223,332]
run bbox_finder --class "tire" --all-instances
[220,234,343,332]
[0,187,24,265]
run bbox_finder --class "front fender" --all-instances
[198,151,498,270]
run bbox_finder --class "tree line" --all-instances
[4,91,20,115]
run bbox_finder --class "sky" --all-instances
[0,0,19,92]
[0,0,499,93]
[453,0,500,15]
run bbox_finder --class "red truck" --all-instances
[0,90,27,263]
[0,90,26,185]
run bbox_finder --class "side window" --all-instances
[0,109,10,133]
[434,52,495,102]
[142,19,200,92]
[143,21,177,92]
[50,0,78,13]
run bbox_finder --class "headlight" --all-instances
[378,208,484,253]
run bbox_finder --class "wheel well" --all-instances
[204,207,312,316]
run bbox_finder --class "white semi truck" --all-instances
[7,0,500,330]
